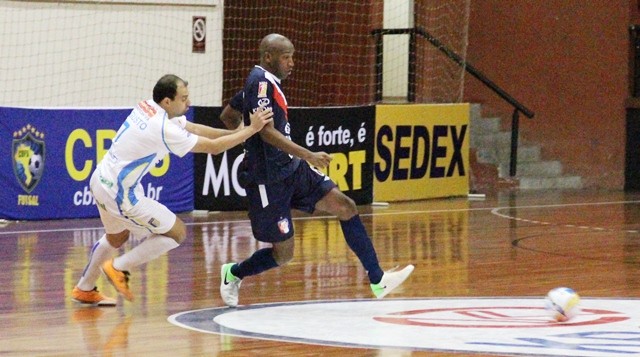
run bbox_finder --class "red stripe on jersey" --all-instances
[271,83,288,120]
[138,101,157,118]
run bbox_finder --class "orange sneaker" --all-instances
[72,286,117,306]
[101,259,134,302]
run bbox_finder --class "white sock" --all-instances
[112,235,179,271]
[77,235,118,291]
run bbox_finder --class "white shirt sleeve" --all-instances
[174,115,188,128]
[163,117,198,157]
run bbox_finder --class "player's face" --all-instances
[273,50,294,80]
[165,83,191,118]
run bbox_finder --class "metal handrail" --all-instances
[372,27,535,176]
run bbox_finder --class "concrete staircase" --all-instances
[469,104,582,190]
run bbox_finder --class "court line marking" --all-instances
[168,297,640,356]
[511,231,640,264]
[1,199,639,236]
[491,202,640,234]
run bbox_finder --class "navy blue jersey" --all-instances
[229,90,243,112]
[242,65,300,184]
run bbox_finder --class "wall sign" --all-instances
[193,16,206,53]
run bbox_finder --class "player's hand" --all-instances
[249,107,274,131]
[306,151,332,169]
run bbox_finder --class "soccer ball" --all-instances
[545,287,580,322]
[28,154,43,180]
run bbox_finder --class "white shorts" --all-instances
[90,172,176,236]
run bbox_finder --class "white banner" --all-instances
[16,0,218,7]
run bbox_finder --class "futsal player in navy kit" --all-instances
[219,34,414,307]
[219,90,244,130]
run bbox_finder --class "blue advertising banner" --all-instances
[0,107,194,220]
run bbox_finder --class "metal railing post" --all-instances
[509,109,520,177]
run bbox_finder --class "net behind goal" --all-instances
[0,1,222,107]
[223,0,470,106]
[0,0,469,108]
[414,1,471,103]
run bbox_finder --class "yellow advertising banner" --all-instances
[374,104,469,201]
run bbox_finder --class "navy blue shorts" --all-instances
[246,161,336,243]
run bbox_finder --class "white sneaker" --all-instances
[370,264,414,298]
[220,263,242,307]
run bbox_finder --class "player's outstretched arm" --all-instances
[190,107,273,155]
[259,124,332,169]
[185,121,236,140]
[220,90,244,130]
[220,104,244,130]
[185,103,245,139]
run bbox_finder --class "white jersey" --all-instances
[95,99,197,211]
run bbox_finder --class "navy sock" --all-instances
[231,248,278,279]
[340,215,384,284]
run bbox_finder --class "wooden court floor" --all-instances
[2,189,640,356]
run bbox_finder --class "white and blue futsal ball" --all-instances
[28,154,43,180]
[545,287,580,322]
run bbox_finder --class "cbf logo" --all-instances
[12,124,45,194]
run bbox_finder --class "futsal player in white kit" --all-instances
[71,74,273,305]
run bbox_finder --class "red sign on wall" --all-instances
[192,16,206,53]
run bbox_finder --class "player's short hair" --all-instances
[259,33,293,59]
[153,74,188,104]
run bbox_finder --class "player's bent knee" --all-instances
[171,228,187,244]
[169,234,186,245]
[272,239,294,265]
[107,230,130,248]
[274,254,293,266]
[337,196,358,220]
[164,218,187,244]
[273,247,294,265]
[321,189,358,220]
